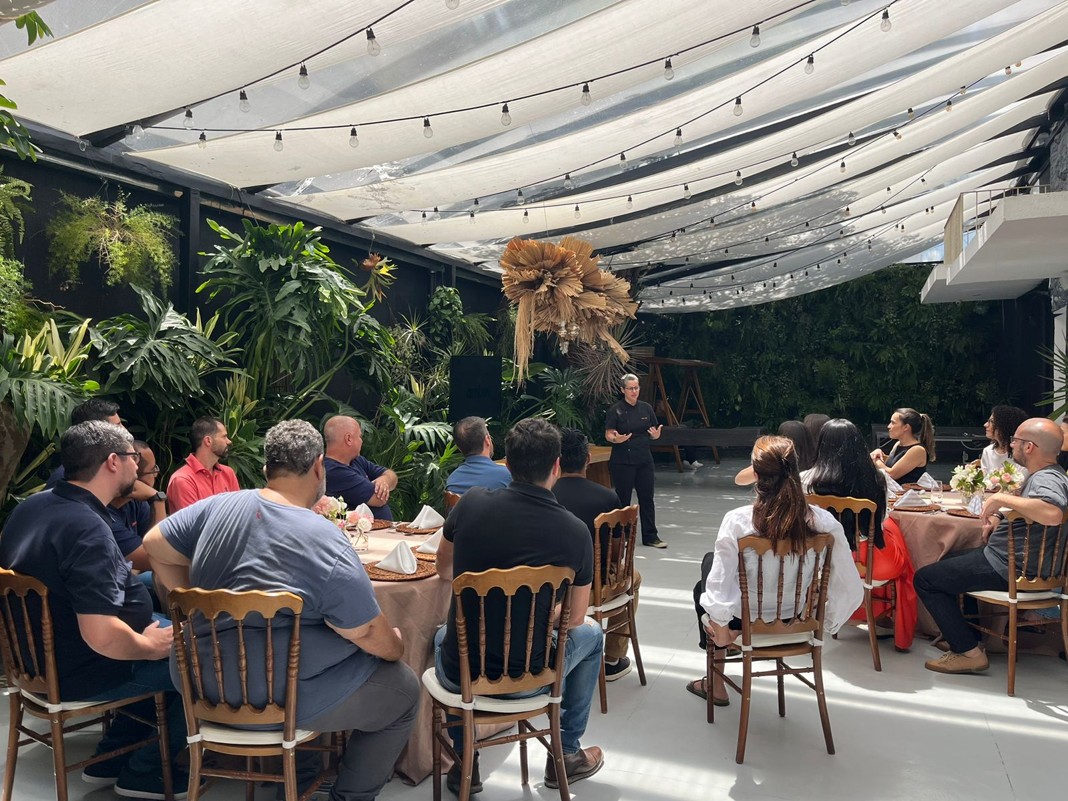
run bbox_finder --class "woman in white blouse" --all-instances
[686,436,862,706]
[975,405,1028,479]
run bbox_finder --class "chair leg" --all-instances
[187,742,204,801]
[864,588,882,672]
[283,747,298,801]
[153,693,174,801]
[628,602,647,686]
[705,646,716,725]
[2,693,22,801]
[431,706,443,801]
[459,711,475,801]
[1007,605,1018,697]
[548,706,570,801]
[735,656,753,764]
[48,713,70,801]
[776,659,786,718]
[598,654,608,714]
[519,721,529,784]
[813,649,835,756]
[1060,600,1068,669]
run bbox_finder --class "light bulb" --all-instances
[683,184,691,200]
[790,152,799,167]
[433,206,440,219]
[446,0,459,8]
[1015,61,1022,67]
[663,58,674,81]
[734,170,743,186]
[886,186,891,193]
[500,103,511,126]
[959,85,967,95]
[619,152,627,170]
[239,89,251,113]
[733,96,743,117]
[750,25,761,47]
[421,211,428,225]
[945,100,953,112]
[469,211,475,224]
[880,205,886,214]
[183,109,194,129]
[709,217,715,228]
[674,127,683,148]
[750,201,756,209]
[880,10,891,32]
[274,131,283,152]
[626,195,633,210]
[423,117,434,138]
[131,123,145,140]
[907,107,915,120]
[847,131,856,146]
[564,173,573,190]
[893,129,902,140]
[1004,65,1012,75]
[349,127,359,148]
[805,54,815,74]
[298,63,310,90]
[366,28,381,56]
[473,198,480,212]
[522,210,529,224]
[844,206,850,215]
[840,160,846,172]
[580,82,592,106]
[516,188,525,205]
[198,132,207,149]
[574,205,581,219]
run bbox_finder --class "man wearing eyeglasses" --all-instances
[915,417,1068,675]
[0,421,188,799]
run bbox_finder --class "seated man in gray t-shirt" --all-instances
[144,420,420,800]
[914,417,1068,676]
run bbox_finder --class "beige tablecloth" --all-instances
[358,527,450,785]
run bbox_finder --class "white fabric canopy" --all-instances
[0,0,1060,310]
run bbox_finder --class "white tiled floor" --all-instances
[5,458,1067,800]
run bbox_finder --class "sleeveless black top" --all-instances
[885,443,927,484]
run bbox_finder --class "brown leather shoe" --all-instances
[543,746,604,789]
[925,650,989,674]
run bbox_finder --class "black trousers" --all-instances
[610,459,657,542]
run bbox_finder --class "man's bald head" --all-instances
[323,415,364,461]
[1017,418,1062,459]
[324,415,359,445]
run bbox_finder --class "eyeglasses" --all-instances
[138,465,160,477]
[1009,436,1035,447]
[113,451,143,465]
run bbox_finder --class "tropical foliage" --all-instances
[0,12,52,162]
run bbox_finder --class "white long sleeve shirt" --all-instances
[700,505,863,635]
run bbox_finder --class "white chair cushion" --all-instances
[869,578,890,588]
[966,589,1062,604]
[749,632,816,649]
[21,690,101,713]
[590,593,631,615]
[197,722,319,747]
[421,668,553,714]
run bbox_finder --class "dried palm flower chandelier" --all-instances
[500,235,637,381]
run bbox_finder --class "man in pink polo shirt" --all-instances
[166,417,239,513]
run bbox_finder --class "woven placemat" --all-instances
[892,503,941,513]
[395,523,440,535]
[371,519,393,531]
[411,546,436,562]
[946,507,980,519]
[364,559,436,582]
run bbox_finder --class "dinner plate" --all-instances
[364,560,436,581]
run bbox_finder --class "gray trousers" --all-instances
[297,659,421,801]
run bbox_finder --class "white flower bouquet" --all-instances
[984,460,1025,494]
[949,463,986,495]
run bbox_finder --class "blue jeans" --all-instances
[433,619,603,755]
[914,547,1005,653]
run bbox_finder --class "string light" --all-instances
[959,85,967,95]
[750,200,756,209]
[423,117,434,138]
[619,152,627,170]
[349,126,359,148]
[273,130,283,152]
[733,96,743,117]
[907,107,915,120]
[574,204,581,219]
[946,100,953,112]
[564,173,574,190]
[840,160,846,172]
[683,184,691,200]
[500,103,511,126]
[580,82,592,106]
[473,198,480,212]
[433,206,440,219]
[183,109,194,129]
[709,217,715,227]
[238,89,250,113]
[893,129,902,140]
[790,152,799,167]
[421,211,428,225]
[131,123,145,140]
[663,58,674,81]
[366,28,381,56]
[197,132,207,149]
[298,63,310,90]
[1004,65,1012,75]
[469,211,475,224]
[749,25,761,48]
[516,188,525,205]
[522,209,529,224]
[805,54,815,74]
[734,170,743,186]
[626,195,633,209]
[674,127,683,148]
[880,9,891,32]
[847,131,856,146]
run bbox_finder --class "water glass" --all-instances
[929,482,944,505]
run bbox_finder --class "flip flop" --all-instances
[686,678,729,706]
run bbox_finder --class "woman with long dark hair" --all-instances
[871,407,935,483]
[810,419,918,650]
[778,420,816,472]
[975,405,1028,478]
[686,436,862,704]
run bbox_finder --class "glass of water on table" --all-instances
[929,480,943,505]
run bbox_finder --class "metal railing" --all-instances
[944,185,1052,264]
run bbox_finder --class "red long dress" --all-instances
[850,517,918,650]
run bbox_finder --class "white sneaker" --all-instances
[681,460,693,470]
[690,460,703,469]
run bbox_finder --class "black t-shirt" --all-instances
[0,482,155,700]
[552,476,621,572]
[440,483,593,684]
[605,400,658,464]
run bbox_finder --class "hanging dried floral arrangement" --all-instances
[500,235,637,381]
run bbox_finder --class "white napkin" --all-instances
[416,529,443,554]
[916,473,939,490]
[354,503,373,519]
[410,505,445,530]
[893,489,928,509]
[884,474,903,493]
[377,541,419,575]
[967,494,985,515]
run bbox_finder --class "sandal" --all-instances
[686,678,730,706]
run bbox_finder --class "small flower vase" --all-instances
[350,530,369,552]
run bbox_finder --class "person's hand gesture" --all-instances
[648,424,663,440]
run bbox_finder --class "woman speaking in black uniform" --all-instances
[605,373,665,548]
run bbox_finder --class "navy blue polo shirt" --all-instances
[0,482,155,700]
[324,455,393,520]
[108,500,152,557]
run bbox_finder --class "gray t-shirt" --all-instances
[160,490,381,723]
[984,465,1068,579]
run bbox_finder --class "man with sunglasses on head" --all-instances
[0,421,190,799]
[915,417,1068,675]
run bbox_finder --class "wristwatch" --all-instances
[152,490,167,503]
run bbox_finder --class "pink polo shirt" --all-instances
[166,454,240,513]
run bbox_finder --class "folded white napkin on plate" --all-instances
[411,505,445,529]
[354,503,373,519]
[884,474,903,493]
[377,542,419,575]
[916,473,939,490]
[967,494,985,516]
[893,489,928,509]
[416,529,443,554]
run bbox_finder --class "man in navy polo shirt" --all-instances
[0,421,187,800]
[446,416,511,495]
[323,415,398,521]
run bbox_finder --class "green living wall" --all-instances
[640,264,1019,432]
